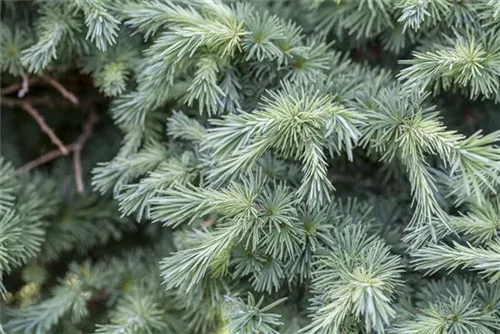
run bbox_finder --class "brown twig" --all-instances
[4,72,99,192]
[73,111,99,193]
[42,75,79,105]
[18,72,30,98]
[16,111,99,179]
[16,144,78,174]
[0,77,42,95]
[201,219,214,228]
[1,74,79,105]
[18,95,76,108]
[1,97,69,155]
[73,149,84,193]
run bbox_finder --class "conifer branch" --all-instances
[413,241,500,283]
[223,293,287,334]
[4,2,500,333]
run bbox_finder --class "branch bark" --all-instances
[16,111,99,178]
[0,77,42,95]
[16,144,78,174]
[1,74,79,105]
[72,111,99,193]
[42,75,79,105]
[18,72,30,98]
[1,97,69,155]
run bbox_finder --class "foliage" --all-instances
[3,0,500,333]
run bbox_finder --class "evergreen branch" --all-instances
[0,204,46,294]
[40,196,135,262]
[75,0,120,51]
[143,10,245,64]
[204,82,360,204]
[93,62,129,97]
[123,1,202,40]
[397,0,454,32]
[0,174,58,276]
[296,138,333,206]
[450,198,500,244]
[0,158,16,214]
[0,22,33,77]
[94,288,179,334]
[5,3,500,334]
[223,293,287,334]
[360,88,450,228]
[92,141,168,195]
[116,153,197,221]
[391,294,500,334]
[361,87,500,230]
[184,56,225,115]
[21,4,82,73]
[282,38,330,85]
[406,158,449,227]
[5,261,119,333]
[218,67,242,113]
[304,226,403,333]
[109,91,156,127]
[310,0,394,39]
[167,111,207,144]
[398,31,500,100]
[5,281,90,333]
[448,130,500,205]
[80,30,141,97]
[413,240,500,283]
[160,221,243,291]
[0,210,24,275]
[250,257,285,294]
[259,184,303,261]
[241,10,285,62]
[149,173,263,227]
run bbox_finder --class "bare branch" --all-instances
[42,75,79,105]
[72,111,99,193]
[0,77,42,95]
[17,72,30,98]
[1,74,79,105]
[16,144,78,174]
[73,149,84,193]
[1,97,69,155]
[16,111,99,177]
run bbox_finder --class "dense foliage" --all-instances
[2,0,500,333]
